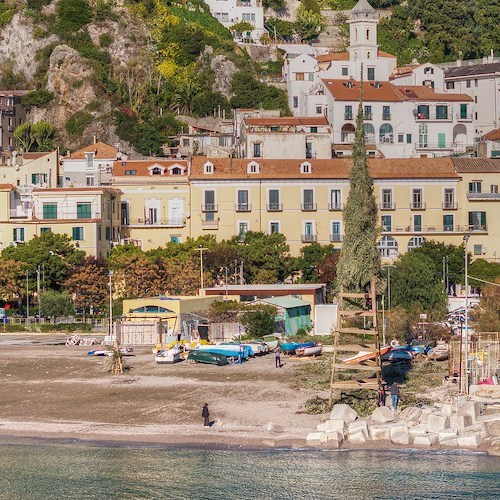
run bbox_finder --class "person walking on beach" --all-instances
[202,403,210,427]
[274,347,281,368]
[377,384,386,407]
[389,382,400,411]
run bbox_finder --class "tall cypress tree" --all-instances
[335,81,380,292]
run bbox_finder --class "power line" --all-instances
[467,275,500,287]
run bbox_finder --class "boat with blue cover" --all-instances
[220,343,255,357]
[197,344,251,359]
[280,341,315,355]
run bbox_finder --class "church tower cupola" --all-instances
[347,0,379,61]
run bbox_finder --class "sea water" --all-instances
[0,442,498,499]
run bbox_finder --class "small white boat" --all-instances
[155,347,183,364]
[247,341,269,355]
[262,335,279,350]
[296,343,322,357]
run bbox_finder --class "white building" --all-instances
[284,0,475,158]
[204,0,265,42]
[444,61,500,136]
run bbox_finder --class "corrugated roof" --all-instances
[190,157,460,180]
[445,63,500,78]
[260,296,311,309]
[482,129,500,141]
[451,158,500,173]
[70,142,118,160]
[113,159,189,176]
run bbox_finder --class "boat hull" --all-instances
[155,349,182,364]
[187,350,228,366]
[296,344,322,356]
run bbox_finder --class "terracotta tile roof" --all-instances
[190,157,460,180]
[322,80,403,102]
[23,152,52,160]
[0,183,15,190]
[482,129,500,141]
[394,86,473,102]
[33,187,123,194]
[451,158,500,173]
[298,117,329,125]
[113,159,189,177]
[70,142,118,160]
[390,64,423,79]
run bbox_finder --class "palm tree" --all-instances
[171,80,202,115]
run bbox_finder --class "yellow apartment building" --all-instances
[0,186,121,258]
[189,157,498,260]
[112,159,191,250]
[0,150,59,188]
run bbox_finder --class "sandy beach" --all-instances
[0,336,326,448]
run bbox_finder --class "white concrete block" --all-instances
[317,419,345,434]
[414,434,438,447]
[419,412,430,424]
[391,430,410,445]
[387,422,408,438]
[487,421,500,438]
[409,424,428,438]
[457,432,483,448]
[466,422,486,433]
[348,431,367,444]
[348,420,369,438]
[458,401,481,421]
[306,432,324,446]
[324,431,344,444]
[330,404,358,424]
[450,415,472,431]
[371,406,396,424]
[440,437,458,447]
[438,428,458,441]
[369,425,391,441]
[427,413,450,433]
[399,406,421,423]
[440,404,453,416]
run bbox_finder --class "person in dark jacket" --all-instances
[202,403,210,426]
[377,384,386,407]
[274,347,282,368]
[389,382,400,411]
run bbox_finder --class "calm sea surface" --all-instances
[0,441,499,499]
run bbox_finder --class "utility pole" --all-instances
[225,267,229,301]
[37,265,41,322]
[25,270,29,330]
[199,245,207,292]
[463,234,470,395]
[108,271,114,338]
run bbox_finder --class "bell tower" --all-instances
[347,0,379,61]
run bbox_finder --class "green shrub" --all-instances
[0,4,15,29]
[72,79,84,89]
[39,322,93,333]
[54,0,92,36]
[99,33,113,48]
[27,0,52,10]
[21,89,54,109]
[85,100,101,112]
[93,0,118,22]
[65,111,93,137]
[5,323,27,333]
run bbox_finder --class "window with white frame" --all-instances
[381,189,393,210]
[408,236,426,251]
[270,221,280,234]
[247,161,260,173]
[86,175,95,186]
[377,236,398,258]
[238,222,249,241]
[302,221,315,242]
[268,189,281,211]
[72,227,84,241]
[204,161,214,174]
[330,189,342,210]
[242,13,255,23]
[381,215,392,231]
[331,221,341,242]
[412,188,423,209]
[13,227,25,242]
[302,189,315,210]
[300,161,311,174]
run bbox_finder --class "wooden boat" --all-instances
[344,346,391,364]
[262,335,279,350]
[155,347,183,364]
[198,344,252,359]
[296,343,323,357]
[187,350,228,366]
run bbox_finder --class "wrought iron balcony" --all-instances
[301,233,317,243]
[328,202,343,211]
[410,202,426,210]
[330,233,342,242]
[202,203,218,212]
[301,202,317,211]
[267,202,282,211]
[235,203,251,212]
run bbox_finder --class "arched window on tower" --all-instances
[354,28,358,41]
[366,29,370,40]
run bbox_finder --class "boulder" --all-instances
[399,406,422,424]
[427,414,449,433]
[324,431,344,444]
[440,404,453,416]
[371,406,396,424]
[438,428,458,442]
[391,430,410,445]
[458,401,481,421]
[409,424,428,439]
[317,419,345,434]
[306,432,324,446]
[457,432,483,448]
[348,420,369,439]
[387,422,408,438]
[487,440,500,456]
[440,437,458,447]
[330,404,358,424]
[487,420,500,438]
[413,434,438,447]
[348,431,368,444]
[419,412,431,424]
[465,422,486,433]
[369,426,391,441]
[450,415,473,432]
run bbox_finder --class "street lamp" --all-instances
[463,234,470,394]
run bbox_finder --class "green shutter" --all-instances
[77,203,91,219]
[42,204,57,219]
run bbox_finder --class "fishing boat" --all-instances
[382,347,413,362]
[262,335,279,350]
[155,347,183,364]
[247,340,269,355]
[296,343,323,357]
[198,344,252,359]
[427,343,449,361]
[220,343,255,357]
[187,350,228,366]
[344,346,391,364]
[280,342,300,354]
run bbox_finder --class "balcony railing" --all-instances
[329,202,343,211]
[364,113,373,120]
[415,112,452,121]
[267,202,282,212]
[456,113,473,121]
[236,0,261,6]
[302,233,317,243]
[467,192,500,200]
[202,203,218,212]
[330,233,342,242]
[125,218,186,228]
[201,219,219,229]
[380,225,487,233]
[382,114,391,121]
[442,201,458,210]
[301,202,317,211]
[380,202,395,210]
[415,142,455,150]
[410,202,426,210]
[235,203,251,212]
[344,113,353,120]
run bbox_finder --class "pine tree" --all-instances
[335,82,380,292]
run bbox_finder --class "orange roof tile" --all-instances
[190,157,459,180]
[389,64,423,79]
[23,152,53,160]
[451,158,500,173]
[297,117,329,125]
[394,86,473,102]
[482,129,500,141]
[322,80,403,102]
[70,142,118,160]
[0,183,16,190]
[113,159,189,177]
